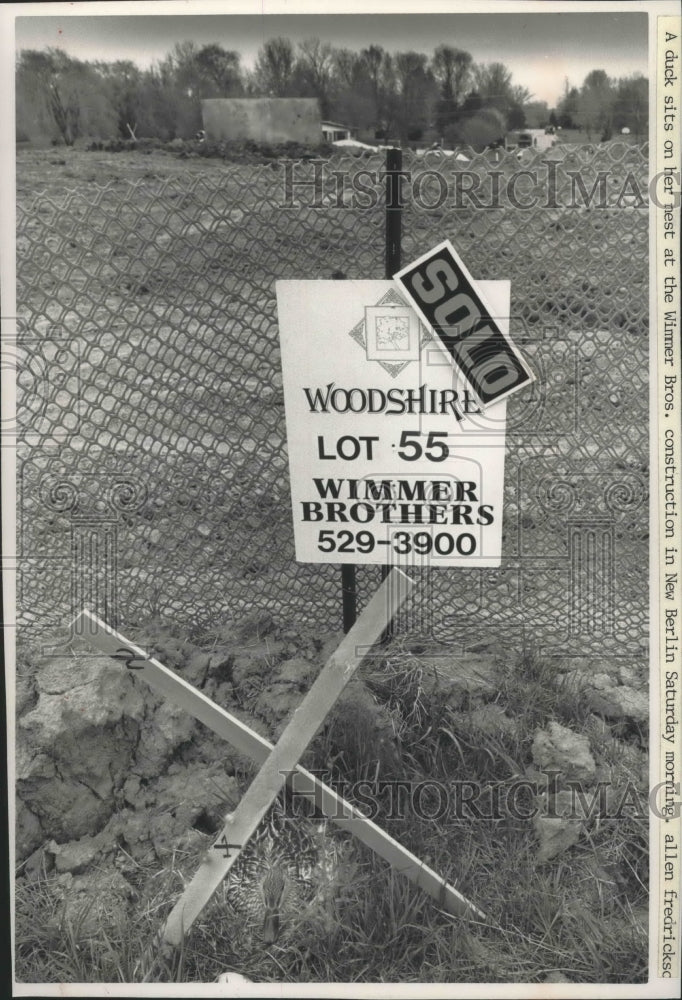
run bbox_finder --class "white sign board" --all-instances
[276,280,509,566]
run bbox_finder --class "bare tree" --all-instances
[17,49,96,145]
[511,84,533,106]
[612,73,648,139]
[394,51,436,141]
[557,79,580,128]
[254,37,295,96]
[333,48,360,90]
[295,38,334,117]
[359,45,393,135]
[432,45,472,105]
[94,60,142,139]
[473,62,514,109]
[168,41,242,98]
[194,44,242,95]
[575,69,614,139]
[361,45,384,103]
[331,48,379,133]
[431,45,473,134]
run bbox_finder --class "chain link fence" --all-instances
[16,142,648,659]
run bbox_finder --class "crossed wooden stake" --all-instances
[73,568,486,948]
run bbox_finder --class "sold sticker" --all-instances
[394,240,534,407]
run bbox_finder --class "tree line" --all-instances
[554,70,647,140]
[16,38,648,147]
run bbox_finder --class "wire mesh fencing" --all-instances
[16,142,648,660]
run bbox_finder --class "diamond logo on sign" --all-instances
[348,289,431,378]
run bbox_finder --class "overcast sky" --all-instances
[15,8,648,108]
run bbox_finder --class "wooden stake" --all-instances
[74,577,486,944]
[160,568,413,944]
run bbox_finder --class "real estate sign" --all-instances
[276,279,509,566]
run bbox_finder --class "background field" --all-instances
[14,141,650,984]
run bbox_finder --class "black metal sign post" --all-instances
[341,563,357,633]
[385,145,403,280]
[381,147,404,637]
[341,145,403,633]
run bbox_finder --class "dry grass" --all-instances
[15,644,648,985]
